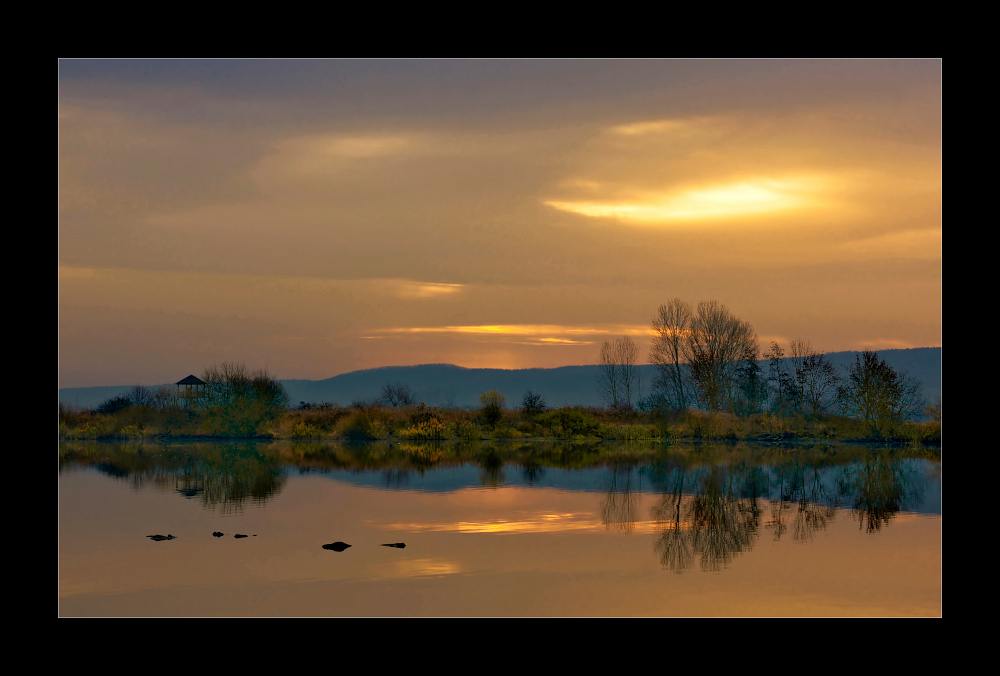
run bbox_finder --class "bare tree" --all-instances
[792,341,840,417]
[381,382,415,406]
[597,336,641,410]
[521,390,547,417]
[201,362,289,435]
[127,385,154,408]
[684,301,757,413]
[598,340,621,409]
[764,340,799,414]
[151,385,178,409]
[649,299,693,410]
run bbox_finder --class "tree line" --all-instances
[597,298,928,434]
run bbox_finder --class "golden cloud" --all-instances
[545,175,837,224]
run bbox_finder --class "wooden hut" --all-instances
[176,375,207,407]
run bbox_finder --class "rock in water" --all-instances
[322,541,352,552]
[234,534,249,539]
[381,543,406,548]
[147,534,176,541]
[212,532,224,537]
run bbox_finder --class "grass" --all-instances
[58,401,941,446]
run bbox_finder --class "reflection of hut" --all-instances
[176,375,206,407]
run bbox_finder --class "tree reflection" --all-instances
[602,465,638,534]
[651,466,694,572]
[479,448,506,488]
[382,469,410,489]
[767,459,838,543]
[839,452,914,532]
[62,442,286,513]
[652,463,760,572]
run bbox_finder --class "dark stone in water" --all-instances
[147,534,176,541]
[234,534,249,539]
[381,543,406,548]
[213,532,224,537]
[322,541,351,552]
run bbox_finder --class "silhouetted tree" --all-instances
[733,348,766,416]
[764,341,795,414]
[128,385,154,408]
[837,351,925,437]
[597,336,641,410]
[94,394,131,415]
[201,362,289,436]
[685,301,758,412]
[479,390,506,428]
[521,390,547,417]
[381,381,415,406]
[649,299,693,410]
[794,344,840,417]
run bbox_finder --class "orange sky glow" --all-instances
[58,60,941,387]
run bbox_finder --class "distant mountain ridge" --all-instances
[60,347,941,410]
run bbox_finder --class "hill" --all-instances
[60,347,940,411]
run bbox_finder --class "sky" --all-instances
[58,60,941,388]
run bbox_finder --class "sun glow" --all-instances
[374,512,662,534]
[545,176,834,223]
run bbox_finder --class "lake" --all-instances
[58,440,941,616]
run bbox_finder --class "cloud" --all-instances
[546,175,836,224]
[390,281,465,299]
[379,324,649,337]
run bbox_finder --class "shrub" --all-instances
[599,424,657,441]
[118,424,143,439]
[535,409,600,437]
[408,403,436,426]
[95,395,131,415]
[343,412,389,440]
[291,422,322,439]
[398,419,450,441]
[457,421,481,441]
[201,362,289,437]
[521,391,547,417]
[479,391,506,428]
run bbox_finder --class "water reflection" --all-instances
[60,442,286,513]
[651,463,761,572]
[840,454,916,532]
[602,465,639,534]
[60,440,938,566]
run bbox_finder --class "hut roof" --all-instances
[176,375,206,385]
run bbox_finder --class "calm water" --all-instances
[58,440,941,616]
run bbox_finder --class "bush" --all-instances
[291,422,322,439]
[457,421,481,440]
[398,419,450,441]
[343,412,389,440]
[95,395,131,415]
[408,403,436,426]
[536,409,600,437]
[521,391,547,417]
[479,391,506,428]
[201,362,289,437]
[599,424,656,440]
